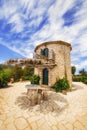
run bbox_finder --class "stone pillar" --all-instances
[39,68,42,86]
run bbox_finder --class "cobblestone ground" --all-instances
[0,81,87,130]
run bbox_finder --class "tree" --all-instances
[71,66,76,75]
[0,69,12,88]
[0,65,3,72]
[22,65,34,80]
[11,65,23,81]
[79,68,86,76]
[23,65,34,76]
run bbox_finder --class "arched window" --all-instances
[40,48,49,57]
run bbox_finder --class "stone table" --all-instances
[25,84,48,106]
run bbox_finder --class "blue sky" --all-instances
[0,0,87,73]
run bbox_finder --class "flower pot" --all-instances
[10,78,14,83]
[19,78,23,82]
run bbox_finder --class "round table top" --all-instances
[25,84,47,90]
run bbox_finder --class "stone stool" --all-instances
[37,93,42,104]
[30,93,38,106]
[43,91,48,100]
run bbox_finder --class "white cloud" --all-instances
[0,1,17,19]
[79,60,87,69]
[0,0,87,72]
[48,0,74,21]
[0,59,5,64]
[8,13,24,33]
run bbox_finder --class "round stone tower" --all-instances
[34,41,72,88]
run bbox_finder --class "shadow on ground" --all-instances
[0,85,13,89]
[15,92,68,114]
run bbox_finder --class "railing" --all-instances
[35,49,55,63]
[6,49,56,68]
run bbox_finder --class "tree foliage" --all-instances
[0,69,12,88]
[30,75,40,85]
[73,68,87,84]
[0,65,3,72]
[23,65,34,76]
[0,64,35,87]
[71,66,76,75]
[11,65,23,81]
[79,68,87,76]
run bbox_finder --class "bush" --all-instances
[0,68,13,88]
[73,75,87,84]
[72,77,82,82]
[51,78,70,92]
[82,76,87,84]
[84,80,87,84]
[0,74,8,88]
[23,66,34,77]
[22,76,31,81]
[30,75,40,85]
[11,66,23,81]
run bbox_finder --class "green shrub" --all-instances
[30,75,40,85]
[22,76,31,81]
[72,77,81,82]
[83,79,87,84]
[0,74,7,88]
[11,66,23,81]
[0,69,12,88]
[82,76,87,84]
[23,66,34,76]
[73,75,87,84]
[51,78,70,92]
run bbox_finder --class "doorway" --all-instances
[43,68,48,85]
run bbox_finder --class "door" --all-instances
[43,68,48,85]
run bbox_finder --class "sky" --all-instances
[0,0,87,73]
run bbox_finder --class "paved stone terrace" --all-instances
[0,81,87,130]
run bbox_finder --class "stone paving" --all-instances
[0,81,87,130]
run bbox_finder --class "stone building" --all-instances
[6,40,72,88]
[34,40,72,88]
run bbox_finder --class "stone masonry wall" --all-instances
[34,41,72,88]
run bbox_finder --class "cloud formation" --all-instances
[0,0,87,73]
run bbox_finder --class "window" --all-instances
[40,48,49,57]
